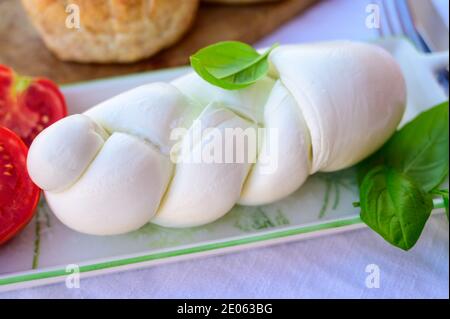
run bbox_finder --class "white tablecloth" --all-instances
[2,0,449,299]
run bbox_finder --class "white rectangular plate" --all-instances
[0,38,448,292]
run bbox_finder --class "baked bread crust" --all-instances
[21,0,199,63]
[204,0,280,4]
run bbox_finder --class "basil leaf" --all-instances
[357,148,386,186]
[357,102,449,191]
[385,102,448,191]
[190,56,249,90]
[360,166,433,251]
[192,41,260,79]
[190,41,277,90]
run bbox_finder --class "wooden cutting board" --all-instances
[0,0,316,84]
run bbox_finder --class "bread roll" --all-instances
[204,0,280,4]
[21,0,199,63]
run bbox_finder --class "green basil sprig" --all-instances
[356,101,449,251]
[190,41,278,90]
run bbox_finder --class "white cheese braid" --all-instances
[27,41,406,235]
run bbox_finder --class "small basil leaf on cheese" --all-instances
[190,41,277,90]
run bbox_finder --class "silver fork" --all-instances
[378,0,449,94]
[377,0,421,45]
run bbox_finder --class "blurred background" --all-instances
[1,0,448,84]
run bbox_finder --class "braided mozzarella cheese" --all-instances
[27,41,406,235]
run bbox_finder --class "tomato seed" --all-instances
[41,115,49,124]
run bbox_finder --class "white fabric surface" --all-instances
[1,0,449,299]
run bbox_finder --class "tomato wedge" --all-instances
[0,64,67,146]
[0,127,40,245]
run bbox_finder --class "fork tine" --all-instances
[381,0,394,37]
[395,0,430,52]
[388,0,406,36]
[376,0,388,37]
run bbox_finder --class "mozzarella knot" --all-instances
[27,41,406,235]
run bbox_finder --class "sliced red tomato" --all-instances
[0,127,40,245]
[0,64,67,146]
